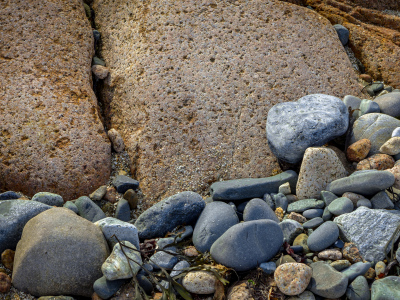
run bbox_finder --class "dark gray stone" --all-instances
[31,192,63,207]
[371,276,400,300]
[93,56,106,66]
[273,193,288,212]
[137,274,153,295]
[370,191,394,209]
[63,201,79,214]
[302,217,324,229]
[350,113,400,156]
[307,221,339,252]
[266,94,349,164]
[303,208,323,219]
[366,82,384,96]
[236,201,249,213]
[0,191,20,200]
[115,198,131,222]
[341,262,371,282]
[360,99,380,116]
[263,193,275,210]
[308,261,348,298]
[243,198,279,223]
[328,197,353,216]
[279,220,303,244]
[156,226,193,249]
[327,170,395,197]
[333,24,349,45]
[193,201,239,253]
[75,196,106,222]
[149,250,179,270]
[259,262,276,274]
[322,206,333,221]
[135,191,205,239]
[320,190,338,206]
[346,276,370,300]
[93,276,127,299]
[112,175,139,193]
[374,92,400,118]
[0,200,51,253]
[210,220,283,271]
[210,170,298,201]
[287,199,325,213]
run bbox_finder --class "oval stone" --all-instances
[182,271,216,294]
[307,221,339,252]
[243,198,279,223]
[328,197,353,215]
[274,263,312,296]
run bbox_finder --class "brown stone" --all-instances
[346,139,371,162]
[0,0,111,200]
[387,165,400,189]
[274,263,312,296]
[107,129,125,153]
[275,207,284,222]
[364,267,376,280]
[287,212,307,224]
[356,153,395,170]
[123,189,138,209]
[93,0,362,201]
[92,65,110,80]
[1,249,15,271]
[303,0,400,88]
[104,186,118,203]
[0,272,11,293]
[92,293,103,300]
[342,242,363,264]
[183,246,199,257]
[360,74,373,83]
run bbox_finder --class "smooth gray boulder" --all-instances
[266,94,349,164]
[210,170,298,201]
[334,207,400,263]
[243,198,279,223]
[373,92,400,118]
[328,197,353,216]
[210,220,283,271]
[193,201,239,253]
[75,196,106,222]
[12,208,109,297]
[0,200,51,253]
[327,170,395,197]
[341,262,371,282]
[135,191,205,239]
[350,113,400,156]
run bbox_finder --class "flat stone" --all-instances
[334,207,400,263]
[308,261,348,298]
[322,207,333,221]
[115,198,131,222]
[370,191,394,209]
[296,147,347,200]
[302,217,324,230]
[243,198,279,222]
[193,201,239,253]
[346,139,372,162]
[374,92,400,118]
[287,212,307,223]
[346,276,370,300]
[135,191,205,239]
[149,250,178,270]
[0,0,111,200]
[210,170,298,201]
[320,190,338,206]
[356,154,395,171]
[328,197,353,216]
[156,226,193,250]
[94,217,140,250]
[380,137,400,155]
[92,0,361,200]
[12,208,109,297]
[371,276,400,300]
[182,271,216,295]
[307,221,339,252]
[341,261,371,282]
[333,24,349,45]
[303,209,323,219]
[90,186,107,201]
[350,113,400,156]
[0,200,51,253]
[267,94,349,164]
[210,220,283,271]
[112,175,139,194]
[102,241,142,280]
[274,263,312,296]
[287,199,325,213]
[326,170,395,197]
[279,220,303,244]
[31,192,63,207]
[93,276,127,300]
[75,196,106,222]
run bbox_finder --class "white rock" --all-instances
[279,182,291,195]
[380,137,400,155]
[92,64,109,79]
[182,271,216,294]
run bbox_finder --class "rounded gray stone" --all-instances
[341,261,371,282]
[210,220,283,271]
[135,191,205,239]
[307,221,339,252]
[302,217,324,229]
[370,191,394,209]
[303,209,323,219]
[149,250,179,270]
[374,92,400,118]
[356,198,372,208]
[31,192,64,207]
[93,276,127,299]
[371,276,400,300]
[359,99,380,116]
[346,275,370,300]
[333,24,349,45]
[75,196,106,222]
[193,201,239,253]
[115,198,131,222]
[266,94,349,164]
[279,219,303,244]
[287,199,325,213]
[328,197,353,216]
[273,193,288,212]
[112,175,139,193]
[63,201,79,214]
[243,198,279,223]
[320,190,338,206]
[322,206,333,221]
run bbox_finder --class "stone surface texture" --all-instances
[12,208,110,297]
[274,263,312,296]
[346,139,371,162]
[296,147,347,200]
[356,154,395,171]
[92,0,361,201]
[182,271,217,294]
[380,136,400,155]
[0,0,111,200]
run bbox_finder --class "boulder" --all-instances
[92,0,361,200]
[0,0,111,200]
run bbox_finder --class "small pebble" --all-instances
[92,65,109,79]
[328,197,353,215]
[342,243,363,264]
[346,139,371,162]
[318,249,342,260]
[259,262,276,274]
[360,74,372,83]
[123,189,138,209]
[0,272,11,293]
[375,261,386,277]
[182,271,216,294]
[330,260,351,271]
[183,246,199,257]
[90,185,107,201]
[279,182,291,195]
[108,129,125,153]
[287,212,307,223]
[1,249,15,271]
[274,263,312,296]
[104,186,118,203]
[380,137,400,155]
[357,154,395,171]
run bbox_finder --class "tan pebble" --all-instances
[287,212,307,223]
[346,139,371,162]
[293,234,310,254]
[279,182,291,195]
[313,256,320,262]
[104,186,118,203]
[1,249,15,271]
[275,207,284,221]
[182,271,216,294]
[375,261,386,277]
[0,272,11,293]
[276,255,296,267]
[318,249,342,260]
[380,137,400,155]
[108,128,125,153]
[92,65,109,79]
[183,246,199,257]
[360,74,373,83]
[356,154,395,171]
[387,165,400,189]
[274,263,312,296]
[152,293,163,300]
[91,292,103,300]
[330,260,351,271]
[226,281,254,300]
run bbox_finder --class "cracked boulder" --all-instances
[0,0,111,200]
[93,0,361,201]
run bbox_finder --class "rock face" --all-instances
[92,0,361,201]
[0,0,111,200]
[12,208,110,297]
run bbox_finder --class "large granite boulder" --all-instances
[12,208,110,297]
[92,0,361,201]
[0,0,111,200]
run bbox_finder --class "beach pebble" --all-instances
[279,182,291,195]
[273,193,288,212]
[31,192,63,207]
[357,198,372,208]
[341,261,371,282]
[359,74,372,83]
[302,217,324,229]
[346,139,371,162]
[279,220,303,244]
[274,263,312,296]
[182,271,216,294]
[370,191,394,209]
[342,192,366,207]
[320,190,338,206]
[322,207,333,221]
[90,185,107,201]
[342,243,364,264]
[328,197,353,215]
[0,191,20,200]
[375,261,386,277]
[303,209,323,219]
[75,196,106,222]
[287,212,307,223]
[331,260,351,271]
[286,291,315,300]
[293,234,310,254]
[93,276,127,299]
[259,262,276,274]
[307,221,339,252]
[92,65,109,79]
[392,127,400,137]
[149,250,178,270]
[94,217,140,249]
[0,272,11,293]
[346,276,370,300]
[1,249,15,271]
[387,164,400,189]
[243,198,279,222]
[112,175,139,193]
[287,199,324,213]
[380,137,400,155]
[318,249,342,260]
[356,154,395,171]
[123,189,138,209]
[371,276,400,300]
[373,92,400,118]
